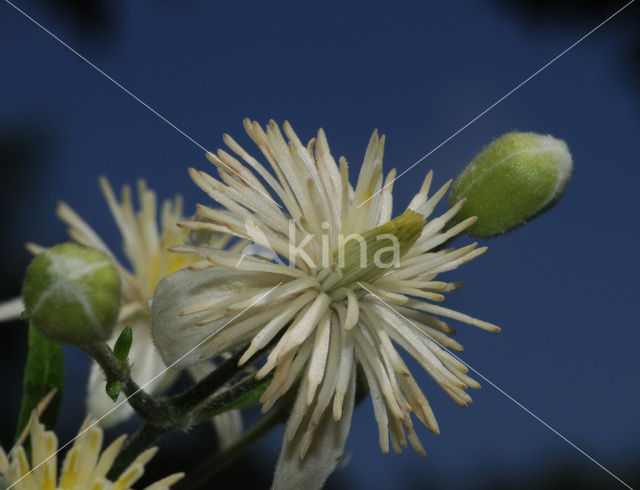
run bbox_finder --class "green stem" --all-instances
[175,405,288,490]
[169,348,247,411]
[85,342,173,425]
[86,338,288,481]
[106,422,170,481]
[191,372,272,425]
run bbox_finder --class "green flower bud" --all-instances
[450,132,572,237]
[22,243,122,347]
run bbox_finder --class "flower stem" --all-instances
[190,372,272,425]
[169,348,247,411]
[85,342,174,425]
[175,404,288,490]
[86,340,274,480]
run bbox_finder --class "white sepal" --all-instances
[0,296,23,323]
[271,365,355,490]
[151,267,276,368]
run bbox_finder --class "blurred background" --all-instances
[1,0,639,488]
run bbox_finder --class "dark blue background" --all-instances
[1,1,638,489]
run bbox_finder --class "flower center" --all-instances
[329,209,425,290]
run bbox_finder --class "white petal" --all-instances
[305,311,331,405]
[151,267,283,368]
[0,296,24,323]
[344,288,359,330]
[141,472,185,490]
[376,168,396,226]
[272,365,355,490]
[213,404,243,449]
[0,445,9,476]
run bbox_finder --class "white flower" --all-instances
[151,120,500,489]
[0,412,183,490]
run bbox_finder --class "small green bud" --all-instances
[22,243,122,347]
[106,380,122,401]
[113,325,133,363]
[450,132,572,237]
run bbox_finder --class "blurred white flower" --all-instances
[50,178,202,427]
[0,412,183,490]
[8,178,243,448]
[0,297,24,323]
[151,120,500,489]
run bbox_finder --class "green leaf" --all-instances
[113,325,133,363]
[15,324,64,440]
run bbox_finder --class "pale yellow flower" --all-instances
[53,177,203,319]
[49,178,203,427]
[0,413,183,490]
[29,178,242,443]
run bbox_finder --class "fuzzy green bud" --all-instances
[22,243,122,347]
[450,132,572,237]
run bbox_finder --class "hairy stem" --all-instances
[85,342,174,425]
[191,373,272,425]
[169,348,247,411]
[175,404,288,490]
[86,340,269,480]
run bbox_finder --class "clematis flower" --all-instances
[151,120,500,489]
[17,179,243,445]
[0,412,184,489]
